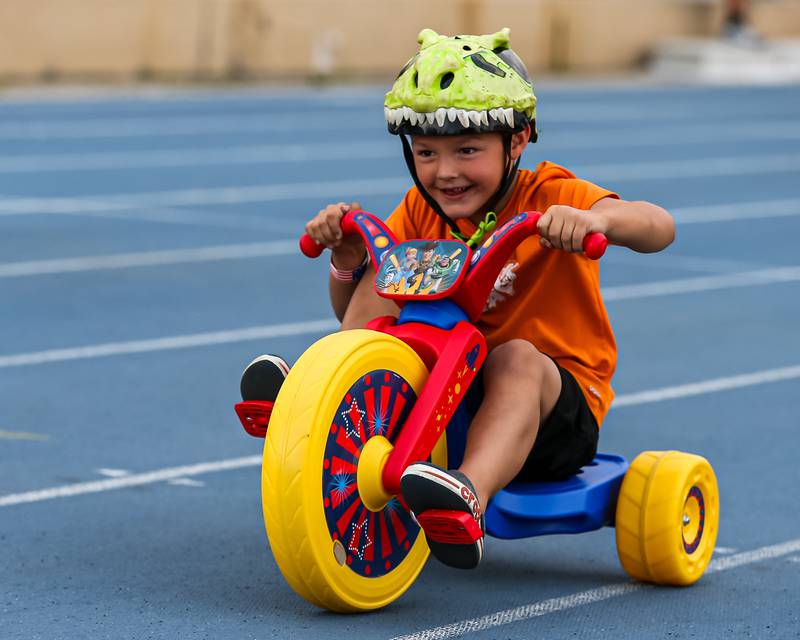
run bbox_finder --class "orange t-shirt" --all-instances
[385,161,619,425]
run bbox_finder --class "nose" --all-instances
[435,155,459,181]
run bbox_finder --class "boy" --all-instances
[249,29,675,570]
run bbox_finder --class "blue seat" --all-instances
[484,454,629,539]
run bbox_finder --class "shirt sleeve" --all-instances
[551,178,619,210]
[384,188,421,242]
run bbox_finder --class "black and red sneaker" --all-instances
[400,462,485,570]
[235,355,290,438]
[240,354,290,402]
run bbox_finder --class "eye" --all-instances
[415,149,434,158]
[440,72,454,89]
[469,53,506,77]
[460,146,478,155]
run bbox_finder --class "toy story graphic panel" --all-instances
[376,240,469,299]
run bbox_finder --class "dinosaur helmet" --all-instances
[384,28,537,139]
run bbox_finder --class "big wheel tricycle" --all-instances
[234,209,719,612]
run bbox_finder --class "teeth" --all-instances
[488,108,498,123]
[504,108,514,127]
[384,107,391,122]
[435,108,447,127]
[468,110,482,127]
[479,110,489,126]
[403,106,413,123]
[457,109,470,128]
[426,112,435,125]
[391,109,401,126]
[447,107,457,122]
[409,111,419,126]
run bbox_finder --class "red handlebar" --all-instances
[299,233,325,258]
[525,211,607,260]
[299,211,607,260]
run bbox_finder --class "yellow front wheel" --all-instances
[615,451,719,586]
[262,330,446,612]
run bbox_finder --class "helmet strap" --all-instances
[398,132,520,248]
[399,134,464,239]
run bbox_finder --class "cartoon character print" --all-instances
[380,246,418,292]
[407,242,438,290]
[424,253,461,293]
[376,240,465,296]
[484,261,518,311]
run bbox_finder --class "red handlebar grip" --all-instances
[582,233,608,260]
[299,234,325,258]
[528,211,606,260]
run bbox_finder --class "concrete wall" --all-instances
[0,0,797,81]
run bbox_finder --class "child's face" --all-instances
[411,132,521,222]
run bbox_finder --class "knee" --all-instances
[484,339,550,384]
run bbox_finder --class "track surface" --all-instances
[1,83,799,639]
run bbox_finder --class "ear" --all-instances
[509,124,531,160]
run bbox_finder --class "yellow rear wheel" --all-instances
[615,451,719,586]
[262,330,446,612]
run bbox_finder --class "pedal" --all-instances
[234,401,274,438]
[417,509,483,544]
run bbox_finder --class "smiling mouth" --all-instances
[440,186,472,197]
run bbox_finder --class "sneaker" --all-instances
[240,354,290,401]
[400,462,485,569]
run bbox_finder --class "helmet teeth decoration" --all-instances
[384,28,537,137]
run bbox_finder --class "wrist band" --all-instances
[330,252,370,283]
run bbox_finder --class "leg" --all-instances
[457,339,562,509]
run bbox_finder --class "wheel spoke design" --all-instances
[322,370,419,578]
[682,486,705,554]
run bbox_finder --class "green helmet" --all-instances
[384,28,537,138]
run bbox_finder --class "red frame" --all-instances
[282,211,606,496]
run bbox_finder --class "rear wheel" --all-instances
[615,451,719,586]
[262,330,446,611]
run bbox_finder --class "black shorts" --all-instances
[458,359,599,483]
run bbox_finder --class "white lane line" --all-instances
[0,240,298,278]
[96,468,131,478]
[91,467,202,488]
[713,546,738,555]
[575,153,800,182]
[1,362,798,507]
[3,121,800,174]
[168,478,205,487]
[602,252,770,275]
[0,196,794,278]
[1,259,799,364]
[1,154,799,216]
[0,103,794,140]
[0,177,411,215]
[548,120,800,150]
[0,113,379,140]
[0,141,396,174]
[0,429,49,441]
[612,365,800,408]
[672,198,800,225]
[602,266,800,301]
[389,538,800,640]
[0,456,260,507]
[0,319,340,369]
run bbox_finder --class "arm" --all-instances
[537,197,675,254]
[341,265,400,329]
[305,201,368,321]
[590,197,675,253]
